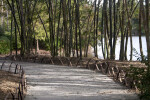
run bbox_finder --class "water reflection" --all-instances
[97,36,147,61]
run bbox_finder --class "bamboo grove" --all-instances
[1,0,149,61]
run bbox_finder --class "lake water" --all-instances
[97,36,147,61]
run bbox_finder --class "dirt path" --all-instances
[0,60,139,100]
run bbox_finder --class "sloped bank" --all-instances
[0,61,26,100]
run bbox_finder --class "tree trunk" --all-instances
[101,3,105,59]
[68,0,73,57]
[1,0,4,28]
[77,0,82,58]
[94,0,97,57]
[62,0,68,57]
[56,0,62,56]
[119,0,125,61]
[109,0,113,59]
[6,5,9,31]
[124,28,128,60]
[145,0,150,73]
[18,0,26,56]
[74,0,78,57]
[139,1,144,61]
[15,20,18,56]
[10,12,13,55]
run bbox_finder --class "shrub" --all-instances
[0,27,4,37]
[0,36,10,54]
[129,53,150,100]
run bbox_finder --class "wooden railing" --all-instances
[9,55,146,92]
[1,61,26,100]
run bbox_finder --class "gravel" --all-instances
[0,60,139,100]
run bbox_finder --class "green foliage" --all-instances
[139,72,150,100]
[12,36,21,49]
[0,36,10,54]
[129,53,150,100]
[139,56,150,100]
[0,27,4,37]
[0,26,10,54]
[44,39,50,51]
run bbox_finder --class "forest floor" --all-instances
[0,70,20,100]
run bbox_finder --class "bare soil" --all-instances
[0,70,20,100]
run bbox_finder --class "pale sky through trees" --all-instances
[88,0,103,3]
[87,0,104,5]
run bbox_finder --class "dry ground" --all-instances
[0,70,20,100]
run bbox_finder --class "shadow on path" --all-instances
[0,60,139,100]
